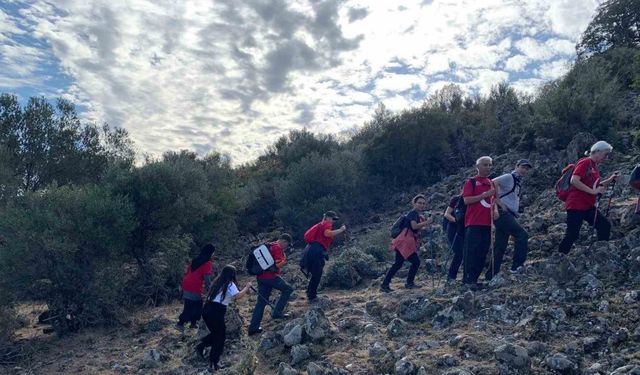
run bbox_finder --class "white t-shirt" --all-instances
[211,282,240,306]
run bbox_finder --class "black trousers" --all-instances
[201,302,226,365]
[462,226,491,284]
[178,298,203,326]
[558,208,611,254]
[447,223,465,280]
[306,242,326,300]
[382,250,420,286]
[485,212,528,280]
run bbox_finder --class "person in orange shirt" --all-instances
[247,233,293,336]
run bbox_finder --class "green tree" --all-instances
[577,0,640,58]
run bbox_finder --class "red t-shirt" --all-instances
[463,176,494,227]
[257,242,286,280]
[181,260,213,294]
[566,157,600,210]
[314,220,334,251]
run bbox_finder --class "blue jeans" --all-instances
[248,276,293,331]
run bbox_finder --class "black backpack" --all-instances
[454,179,476,224]
[245,243,276,276]
[390,215,408,239]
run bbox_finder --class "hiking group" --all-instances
[176,140,638,371]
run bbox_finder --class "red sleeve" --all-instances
[322,221,333,238]
[462,179,474,197]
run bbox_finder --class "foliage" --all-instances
[577,0,640,58]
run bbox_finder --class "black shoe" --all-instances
[380,284,393,293]
[248,327,263,336]
[272,313,290,320]
[195,343,205,360]
[189,323,198,329]
[405,283,421,289]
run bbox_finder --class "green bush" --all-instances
[322,248,383,289]
[0,185,135,334]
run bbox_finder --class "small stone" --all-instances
[624,291,638,304]
[290,345,310,366]
[598,300,609,312]
[368,342,389,358]
[394,357,416,375]
[545,353,577,373]
[278,362,300,375]
[494,343,530,369]
[387,318,407,338]
[438,354,460,367]
[283,325,303,347]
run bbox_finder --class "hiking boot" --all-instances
[405,283,421,289]
[189,322,198,329]
[272,313,291,320]
[175,322,185,332]
[248,327,263,336]
[380,284,393,293]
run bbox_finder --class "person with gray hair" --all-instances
[558,141,620,254]
[461,156,496,290]
[484,159,532,280]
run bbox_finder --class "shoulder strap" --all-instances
[499,173,519,199]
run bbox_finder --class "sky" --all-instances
[0,0,600,165]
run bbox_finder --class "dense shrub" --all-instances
[0,185,135,334]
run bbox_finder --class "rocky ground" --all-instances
[4,133,640,375]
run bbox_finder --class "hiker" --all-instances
[176,244,215,330]
[444,194,465,282]
[484,159,532,280]
[558,141,620,254]
[196,265,251,371]
[380,194,433,292]
[247,233,294,336]
[462,156,496,289]
[303,211,347,303]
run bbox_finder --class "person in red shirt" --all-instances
[462,156,496,289]
[176,244,215,330]
[304,211,346,302]
[247,233,294,336]
[559,141,620,254]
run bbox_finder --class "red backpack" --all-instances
[556,158,592,202]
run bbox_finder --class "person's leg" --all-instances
[382,250,405,286]
[306,245,325,300]
[448,228,464,280]
[485,216,509,280]
[510,218,529,271]
[248,280,272,332]
[558,210,585,254]
[585,208,611,241]
[406,252,421,286]
[462,226,481,284]
[271,276,293,318]
[209,304,227,368]
[200,304,215,349]
[476,227,492,283]
[177,299,189,326]
[190,300,203,327]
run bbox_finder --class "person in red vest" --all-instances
[303,211,346,303]
[558,141,619,254]
[247,233,293,336]
[176,244,215,330]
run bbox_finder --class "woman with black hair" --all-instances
[196,265,251,371]
[176,244,215,330]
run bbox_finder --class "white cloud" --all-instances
[0,0,600,164]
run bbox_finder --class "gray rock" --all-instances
[452,291,475,314]
[545,353,577,373]
[610,365,640,375]
[488,274,507,288]
[442,369,474,375]
[624,291,638,304]
[278,362,300,375]
[598,300,609,312]
[141,349,164,368]
[608,328,630,346]
[304,308,331,341]
[307,362,325,375]
[578,274,603,291]
[582,337,601,354]
[387,318,407,338]
[494,343,530,369]
[368,342,389,358]
[416,367,428,375]
[395,357,417,375]
[394,345,408,358]
[398,297,439,321]
[290,344,310,366]
[259,331,283,352]
[283,324,303,347]
[432,306,464,329]
[437,354,460,367]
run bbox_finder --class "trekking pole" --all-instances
[605,179,617,217]
[434,231,458,290]
[592,178,602,240]
[250,286,275,310]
